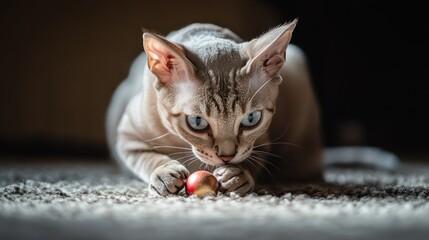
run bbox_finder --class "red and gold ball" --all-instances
[185,170,219,197]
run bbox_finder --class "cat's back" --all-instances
[166,23,243,45]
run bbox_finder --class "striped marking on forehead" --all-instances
[204,68,244,116]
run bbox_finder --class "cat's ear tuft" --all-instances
[245,18,297,78]
[143,33,195,85]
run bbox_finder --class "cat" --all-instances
[106,19,399,196]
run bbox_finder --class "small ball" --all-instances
[185,170,219,197]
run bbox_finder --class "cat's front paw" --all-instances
[214,165,255,196]
[149,160,190,196]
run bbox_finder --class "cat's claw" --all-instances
[149,160,189,196]
[214,165,255,196]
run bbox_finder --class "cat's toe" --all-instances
[148,179,168,196]
[219,175,253,196]
[215,166,255,196]
[148,161,189,196]
[214,165,242,182]
[149,174,186,196]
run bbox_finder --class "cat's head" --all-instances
[143,19,297,166]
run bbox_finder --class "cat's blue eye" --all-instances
[186,115,209,131]
[240,111,262,128]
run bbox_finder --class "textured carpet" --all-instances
[1,158,429,240]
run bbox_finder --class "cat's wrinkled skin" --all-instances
[106,19,323,196]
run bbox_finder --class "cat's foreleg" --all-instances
[116,113,190,196]
[148,157,190,196]
[118,149,190,196]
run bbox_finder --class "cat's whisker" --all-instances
[250,154,283,173]
[271,123,290,143]
[174,154,196,162]
[152,145,193,151]
[248,155,268,170]
[203,163,210,171]
[182,157,199,166]
[199,161,205,170]
[245,157,260,172]
[248,77,275,103]
[254,150,292,166]
[199,161,214,170]
[248,156,282,185]
[209,164,216,172]
[247,156,274,180]
[168,151,194,157]
[252,150,283,160]
[142,132,171,143]
[253,141,303,149]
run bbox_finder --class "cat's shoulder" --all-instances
[286,44,308,66]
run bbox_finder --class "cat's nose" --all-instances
[214,144,237,162]
[218,155,235,162]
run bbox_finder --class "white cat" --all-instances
[106,19,398,196]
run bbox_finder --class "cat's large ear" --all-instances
[143,33,195,85]
[244,19,297,78]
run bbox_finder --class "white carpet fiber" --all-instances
[1,158,429,240]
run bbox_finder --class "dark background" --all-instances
[1,1,428,160]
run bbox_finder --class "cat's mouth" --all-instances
[192,147,251,166]
[192,149,225,166]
